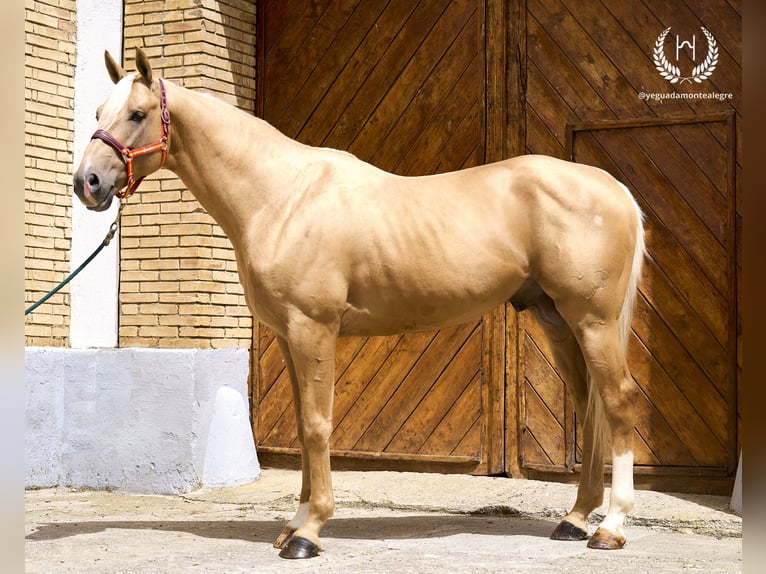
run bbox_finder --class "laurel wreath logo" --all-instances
[653,27,719,84]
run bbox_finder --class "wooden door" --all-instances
[514,0,741,494]
[253,0,507,474]
[251,0,741,491]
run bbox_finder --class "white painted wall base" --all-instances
[25,347,260,494]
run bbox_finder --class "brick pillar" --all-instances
[120,1,256,349]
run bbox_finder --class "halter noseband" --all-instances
[91,78,170,199]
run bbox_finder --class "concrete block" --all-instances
[25,347,260,494]
[25,347,65,487]
[202,386,260,487]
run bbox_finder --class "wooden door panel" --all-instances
[255,0,503,473]
[330,332,436,450]
[255,0,741,492]
[520,0,740,492]
[568,118,735,472]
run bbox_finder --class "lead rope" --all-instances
[25,198,127,316]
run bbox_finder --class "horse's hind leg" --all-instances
[273,336,312,550]
[533,306,605,542]
[576,320,637,550]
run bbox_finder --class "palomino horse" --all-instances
[74,49,645,559]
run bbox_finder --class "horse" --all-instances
[73,48,645,559]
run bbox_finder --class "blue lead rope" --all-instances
[24,201,125,316]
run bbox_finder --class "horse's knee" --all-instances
[301,418,333,451]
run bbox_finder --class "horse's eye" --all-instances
[129,110,146,122]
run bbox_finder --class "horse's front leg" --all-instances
[273,336,312,550]
[277,318,338,559]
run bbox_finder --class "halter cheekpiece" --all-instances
[91,78,170,199]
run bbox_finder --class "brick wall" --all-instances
[24,0,256,349]
[120,0,256,349]
[24,0,77,346]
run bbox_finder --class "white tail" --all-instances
[618,182,646,353]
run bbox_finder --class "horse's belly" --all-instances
[339,266,526,337]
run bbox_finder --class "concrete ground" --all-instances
[26,468,742,573]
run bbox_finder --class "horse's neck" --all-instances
[163,80,307,239]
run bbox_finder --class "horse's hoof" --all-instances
[587,527,626,550]
[278,536,320,559]
[550,520,589,541]
[273,527,295,549]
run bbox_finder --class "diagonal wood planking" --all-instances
[254,0,740,487]
[523,0,740,476]
[255,0,493,470]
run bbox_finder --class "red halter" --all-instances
[91,78,170,199]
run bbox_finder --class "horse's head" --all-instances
[73,48,169,211]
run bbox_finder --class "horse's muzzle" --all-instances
[73,170,117,212]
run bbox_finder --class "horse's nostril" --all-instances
[87,173,100,190]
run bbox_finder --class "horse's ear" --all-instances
[135,47,153,84]
[104,50,127,84]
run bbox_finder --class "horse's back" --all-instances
[244,149,641,336]
[331,154,639,334]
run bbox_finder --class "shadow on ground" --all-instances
[27,514,558,544]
